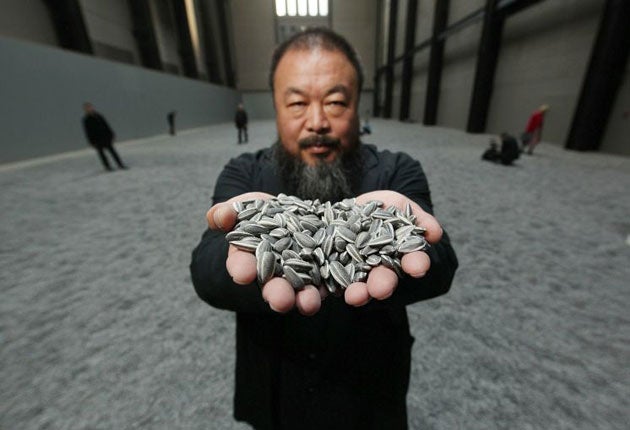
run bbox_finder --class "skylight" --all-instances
[275,0,328,17]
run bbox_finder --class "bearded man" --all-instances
[190,28,458,429]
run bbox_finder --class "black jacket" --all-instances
[82,113,114,147]
[235,109,248,128]
[190,144,458,429]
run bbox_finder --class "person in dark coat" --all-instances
[190,28,458,429]
[482,140,501,163]
[82,103,127,171]
[499,132,520,165]
[235,103,248,143]
[167,110,176,135]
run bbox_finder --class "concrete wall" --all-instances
[80,0,140,64]
[229,0,276,90]
[0,36,240,164]
[0,0,58,47]
[486,0,603,144]
[437,0,484,129]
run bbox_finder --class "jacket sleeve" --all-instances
[190,154,276,314]
[82,118,95,144]
[385,152,459,307]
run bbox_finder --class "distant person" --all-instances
[167,111,177,135]
[499,132,520,165]
[235,103,248,144]
[359,115,372,135]
[521,104,549,155]
[481,140,501,163]
[81,103,127,171]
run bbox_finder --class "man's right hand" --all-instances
[206,192,324,316]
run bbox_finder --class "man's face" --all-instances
[273,48,360,166]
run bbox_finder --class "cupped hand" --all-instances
[207,192,324,316]
[344,190,442,307]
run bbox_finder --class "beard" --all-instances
[274,135,363,203]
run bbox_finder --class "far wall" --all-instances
[0,36,241,164]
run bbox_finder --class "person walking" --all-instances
[82,103,127,171]
[522,104,549,155]
[167,111,177,135]
[235,103,248,144]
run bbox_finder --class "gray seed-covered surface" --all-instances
[1,120,629,430]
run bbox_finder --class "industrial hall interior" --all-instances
[1,1,628,429]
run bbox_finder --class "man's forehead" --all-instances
[274,48,358,92]
[276,48,355,75]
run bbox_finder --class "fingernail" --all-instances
[215,206,226,229]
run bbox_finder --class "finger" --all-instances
[226,250,257,284]
[366,266,398,300]
[401,251,431,278]
[410,206,443,244]
[207,192,275,231]
[261,278,296,313]
[317,284,330,300]
[295,285,322,316]
[344,282,370,307]
[206,203,238,231]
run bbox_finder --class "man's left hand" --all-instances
[343,190,443,307]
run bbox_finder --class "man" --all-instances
[481,140,501,163]
[190,29,458,429]
[499,132,520,165]
[522,104,549,155]
[81,103,127,171]
[235,103,248,143]
[167,110,177,135]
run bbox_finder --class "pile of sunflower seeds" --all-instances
[226,194,429,296]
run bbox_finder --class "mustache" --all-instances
[298,135,341,149]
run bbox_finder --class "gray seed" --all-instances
[237,207,259,220]
[283,265,305,290]
[310,265,322,286]
[346,243,364,263]
[284,258,314,271]
[231,238,262,252]
[355,231,371,249]
[322,234,334,256]
[329,261,351,289]
[353,271,368,282]
[256,239,272,259]
[281,249,301,261]
[366,254,382,266]
[336,225,357,243]
[257,251,276,284]
[225,230,254,242]
[397,236,428,253]
[240,223,270,235]
[334,236,347,252]
[270,227,290,238]
[312,228,326,245]
[272,237,292,252]
[294,231,317,249]
[368,235,394,247]
[378,244,396,255]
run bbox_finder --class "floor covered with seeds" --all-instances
[1,119,629,429]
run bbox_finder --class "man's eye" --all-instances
[325,101,347,115]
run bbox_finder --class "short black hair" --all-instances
[269,27,364,93]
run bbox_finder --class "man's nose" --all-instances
[306,104,330,133]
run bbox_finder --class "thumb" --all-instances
[206,203,237,231]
